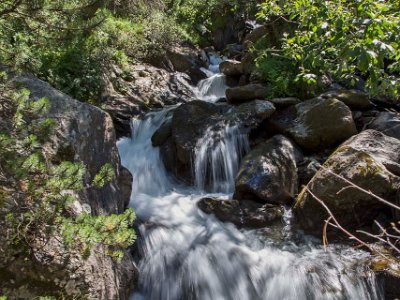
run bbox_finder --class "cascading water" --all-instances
[196,53,229,102]
[194,124,249,193]
[117,55,382,300]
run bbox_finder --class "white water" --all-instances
[117,55,381,300]
[196,53,229,102]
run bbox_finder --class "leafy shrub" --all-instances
[257,0,400,101]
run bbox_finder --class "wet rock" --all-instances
[268,97,357,152]
[294,130,400,234]
[161,100,275,182]
[226,84,271,104]
[367,111,400,140]
[198,197,283,228]
[234,135,302,205]
[152,116,173,147]
[321,89,372,110]
[220,60,243,76]
[269,97,301,109]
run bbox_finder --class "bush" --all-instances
[256,0,400,101]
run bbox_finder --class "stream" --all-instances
[117,55,382,300]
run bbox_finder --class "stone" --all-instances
[294,130,400,234]
[220,60,243,76]
[160,100,276,182]
[321,89,372,110]
[269,97,301,109]
[103,64,195,137]
[8,74,138,299]
[367,112,400,140]
[268,97,357,151]
[226,84,271,104]
[198,197,283,228]
[151,117,173,147]
[234,135,303,205]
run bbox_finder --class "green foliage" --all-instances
[165,0,259,45]
[257,0,400,100]
[0,0,190,102]
[0,85,136,261]
[62,208,136,260]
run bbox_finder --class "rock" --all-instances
[226,84,271,104]
[269,97,301,109]
[160,100,275,182]
[165,46,207,83]
[151,116,173,147]
[294,130,400,234]
[241,51,257,75]
[9,74,138,299]
[198,197,283,228]
[234,135,303,205]
[103,64,195,137]
[321,89,372,110]
[268,97,357,151]
[243,25,268,46]
[220,60,243,76]
[223,43,243,59]
[367,112,400,140]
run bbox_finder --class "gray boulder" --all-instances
[268,97,357,151]
[234,135,302,205]
[321,89,372,110]
[367,112,400,140]
[220,60,243,76]
[226,84,271,104]
[7,75,138,299]
[294,130,400,234]
[158,100,276,182]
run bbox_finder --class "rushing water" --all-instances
[117,55,382,300]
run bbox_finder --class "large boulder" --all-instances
[157,100,276,182]
[5,75,138,299]
[198,197,283,228]
[103,64,195,137]
[234,135,303,205]
[220,60,243,76]
[367,112,400,140]
[226,84,271,104]
[268,97,357,152]
[321,89,372,110]
[294,130,400,234]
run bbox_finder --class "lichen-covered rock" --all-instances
[226,84,271,104]
[294,130,400,234]
[103,64,195,137]
[268,97,357,151]
[234,135,303,205]
[3,74,138,299]
[198,197,283,228]
[367,112,400,140]
[321,89,372,110]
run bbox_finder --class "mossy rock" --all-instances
[294,130,400,234]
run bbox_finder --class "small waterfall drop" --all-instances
[196,53,228,102]
[117,53,382,300]
[194,124,249,193]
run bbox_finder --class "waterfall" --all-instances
[117,53,382,300]
[196,53,228,102]
[194,124,250,193]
